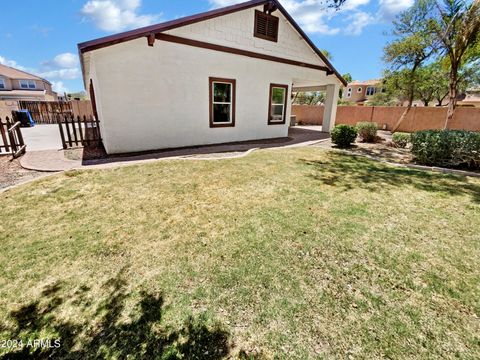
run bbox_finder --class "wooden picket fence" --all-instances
[19,100,73,124]
[0,116,26,159]
[57,115,101,149]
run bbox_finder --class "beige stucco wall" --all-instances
[0,100,19,119]
[0,77,13,90]
[0,76,56,101]
[292,105,480,132]
[165,6,327,68]
[9,79,46,91]
[88,7,340,154]
[342,84,381,103]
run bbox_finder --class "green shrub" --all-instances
[411,130,480,169]
[392,132,411,148]
[331,125,357,148]
[356,122,378,142]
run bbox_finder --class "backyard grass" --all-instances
[0,147,479,359]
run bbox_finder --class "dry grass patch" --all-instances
[0,147,479,359]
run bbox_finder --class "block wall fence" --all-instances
[292,105,480,132]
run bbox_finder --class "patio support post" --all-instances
[323,83,340,133]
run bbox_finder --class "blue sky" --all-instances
[0,0,413,93]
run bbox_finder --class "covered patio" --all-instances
[292,79,340,132]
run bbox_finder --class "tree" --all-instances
[321,49,333,61]
[383,0,438,131]
[342,73,353,83]
[339,73,352,98]
[292,91,325,105]
[429,0,480,126]
[368,92,396,106]
[384,69,414,104]
[411,62,457,106]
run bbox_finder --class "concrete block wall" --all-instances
[292,105,480,132]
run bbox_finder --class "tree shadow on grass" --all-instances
[302,152,480,203]
[0,271,230,360]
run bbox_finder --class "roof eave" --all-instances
[78,0,346,87]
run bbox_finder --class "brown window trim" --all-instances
[254,10,279,42]
[268,83,288,125]
[209,77,236,128]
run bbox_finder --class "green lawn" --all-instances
[1,147,479,359]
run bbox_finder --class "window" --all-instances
[366,86,376,96]
[254,10,279,42]
[19,80,36,89]
[268,84,288,125]
[209,77,236,127]
[357,87,362,93]
[346,87,352,98]
[0,78,5,89]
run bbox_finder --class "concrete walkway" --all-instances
[22,125,63,151]
[21,127,330,172]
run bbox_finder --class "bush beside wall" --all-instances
[356,122,378,142]
[411,130,480,169]
[392,132,411,148]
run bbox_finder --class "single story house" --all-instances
[78,0,346,154]
[0,64,58,101]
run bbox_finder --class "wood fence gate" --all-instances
[19,101,73,124]
[0,116,26,159]
[57,115,101,149]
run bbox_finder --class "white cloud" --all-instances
[209,0,378,36]
[1,53,81,82]
[0,55,28,71]
[344,11,376,35]
[39,53,81,80]
[81,0,161,32]
[378,0,414,20]
[38,68,81,80]
[41,53,79,72]
[208,0,239,6]
[51,81,69,94]
[52,53,79,69]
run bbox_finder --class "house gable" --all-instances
[79,0,346,87]
[163,5,326,69]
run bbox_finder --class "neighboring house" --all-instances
[342,79,382,104]
[457,89,480,108]
[78,0,346,155]
[0,64,57,101]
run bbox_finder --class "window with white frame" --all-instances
[346,87,352,98]
[209,77,235,127]
[357,87,362,93]
[366,86,376,96]
[268,84,288,124]
[0,78,5,89]
[19,80,36,89]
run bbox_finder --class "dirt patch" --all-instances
[64,144,107,161]
[0,156,45,190]
[316,135,413,164]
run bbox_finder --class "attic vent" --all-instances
[254,10,279,42]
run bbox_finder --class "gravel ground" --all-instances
[315,131,413,164]
[0,156,45,190]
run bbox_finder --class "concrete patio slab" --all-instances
[20,127,330,172]
[22,124,63,151]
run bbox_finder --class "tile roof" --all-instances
[348,79,382,86]
[0,64,48,83]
